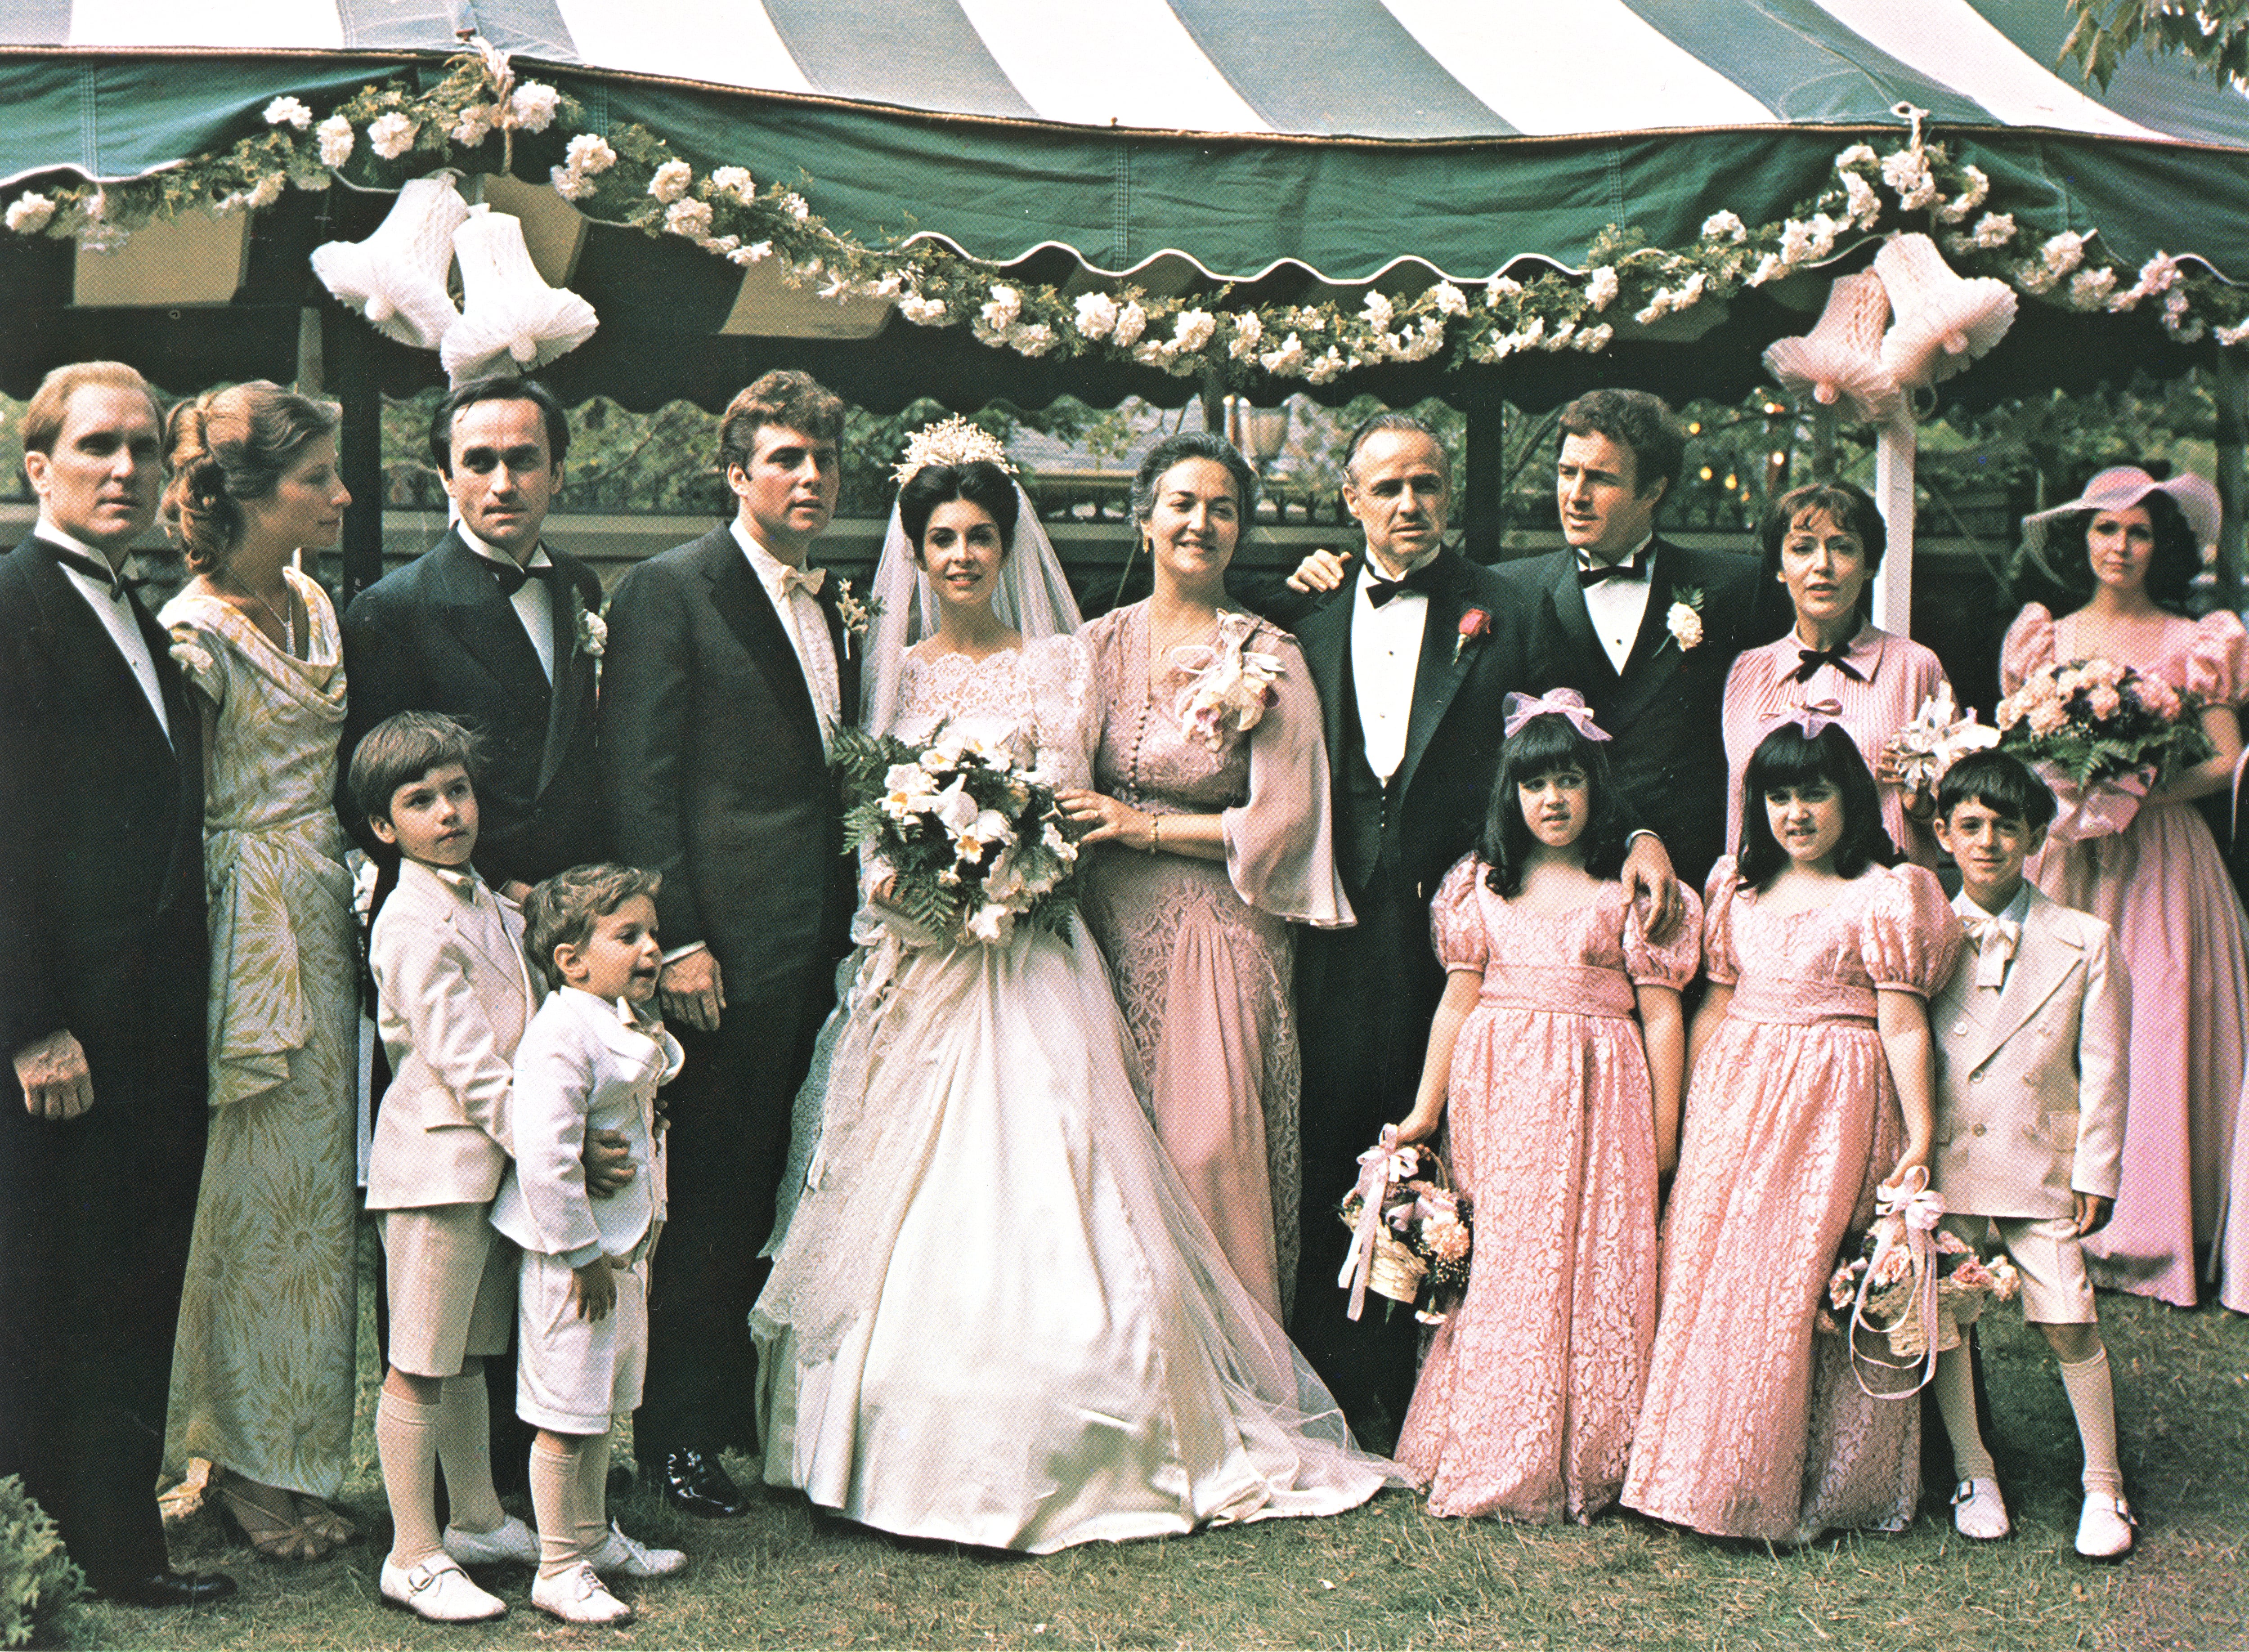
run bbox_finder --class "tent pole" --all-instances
[2214,354,2246,614]
[326,307,385,604]
[1872,416,1915,637]
[1464,399,1502,564]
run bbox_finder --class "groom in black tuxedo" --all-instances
[1496,389,1761,890]
[0,363,233,1607]
[601,371,861,1515]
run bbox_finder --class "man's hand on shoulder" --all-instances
[1286,548,1354,595]
[13,1029,93,1119]
[660,949,724,1033]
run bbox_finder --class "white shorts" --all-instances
[1940,1212,2098,1326]
[515,1249,649,1435]
[381,1204,516,1378]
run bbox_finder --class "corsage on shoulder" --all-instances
[1169,610,1283,752]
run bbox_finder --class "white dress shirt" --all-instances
[1350,551,1437,783]
[730,517,841,755]
[459,523,557,684]
[35,523,170,746]
[1580,533,1657,674]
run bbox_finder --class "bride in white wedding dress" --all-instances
[752,445,1395,1553]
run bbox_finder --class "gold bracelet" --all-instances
[1148,815,1162,855]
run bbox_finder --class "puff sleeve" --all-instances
[1860,863,1965,997]
[1429,855,1488,973]
[1998,603,2056,696]
[2182,610,2249,709]
[161,600,233,712]
[1700,857,1746,986]
[1624,882,1704,990]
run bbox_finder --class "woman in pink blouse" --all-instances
[1723,482,1949,867]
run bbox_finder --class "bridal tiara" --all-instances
[892,415,1019,486]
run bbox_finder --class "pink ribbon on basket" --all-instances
[1850,1164,1947,1398]
[1338,1126,1409,1323]
[1502,688,1611,741]
[2035,760,2149,843]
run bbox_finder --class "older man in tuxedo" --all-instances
[601,370,860,1516]
[1497,389,1761,889]
[0,362,234,1607]
[1277,414,1678,1440]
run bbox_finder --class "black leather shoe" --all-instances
[96,1569,240,1607]
[657,1448,748,1518]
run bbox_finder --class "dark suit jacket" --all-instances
[339,528,606,889]
[598,525,862,994]
[1498,535,1761,887]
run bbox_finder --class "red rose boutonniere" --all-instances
[1454,607,1491,665]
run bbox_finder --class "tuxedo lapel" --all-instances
[431,533,553,716]
[1968,890,2083,1068]
[1297,591,1351,771]
[16,537,177,766]
[1394,553,1480,804]
[1540,552,1616,690]
[537,553,598,797]
[1604,539,1690,731]
[812,569,862,727]
[698,529,825,763]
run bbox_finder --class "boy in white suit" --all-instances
[1929,751,2133,1559]
[494,864,686,1624]
[357,712,542,1623]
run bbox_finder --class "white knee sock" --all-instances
[576,1431,613,1556]
[2058,1347,2123,1497]
[1934,1345,1997,1483]
[529,1442,583,1580]
[436,1369,506,1533]
[376,1391,444,1568]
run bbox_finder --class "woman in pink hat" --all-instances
[2001,465,2249,1311]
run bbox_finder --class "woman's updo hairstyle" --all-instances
[897,460,1020,559]
[161,381,341,573]
[1736,718,1897,889]
[1129,431,1258,526]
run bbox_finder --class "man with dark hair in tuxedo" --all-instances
[0,361,235,1607]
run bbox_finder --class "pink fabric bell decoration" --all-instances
[1762,272,1903,426]
[310,175,469,350]
[1875,233,2017,389]
[439,205,598,385]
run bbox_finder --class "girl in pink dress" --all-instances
[1394,692,1698,1522]
[1623,720,1962,1543]
[2001,466,2249,1310]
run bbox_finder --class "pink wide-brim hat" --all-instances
[2019,465,2223,578]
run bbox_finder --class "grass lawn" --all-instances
[72,1257,2249,1651]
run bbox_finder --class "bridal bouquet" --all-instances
[832,723,1083,948]
[1879,685,1999,794]
[1337,1134,1474,1326]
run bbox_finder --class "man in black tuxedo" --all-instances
[1277,415,1678,1440]
[600,371,861,1516]
[0,363,234,1607]
[338,375,610,1502]
[1496,389,1761,890]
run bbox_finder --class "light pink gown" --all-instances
[2003,604,2249,1309]
[1395,864,1701,1523]
[1079,603,1352,1322]
[1623,859,1962,1543]
[1723,622,1949,868]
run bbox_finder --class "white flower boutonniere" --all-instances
[834,578,880,658]
[1665,586,1706,654]
[576,605,607,658]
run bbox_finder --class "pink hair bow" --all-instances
[1757,698,1841,742]
[1502,688,1611,742]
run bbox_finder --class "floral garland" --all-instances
[5,44,2244,383]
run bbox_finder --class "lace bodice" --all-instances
[886,633,1098,790]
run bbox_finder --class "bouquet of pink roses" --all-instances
[1995,656,2211,840]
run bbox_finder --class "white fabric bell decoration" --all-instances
[1875,232,2017,389]
[1763,272,1902,426]
[439,205,599,385]
[310,175,469,350]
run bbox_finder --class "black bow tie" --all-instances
[51,545,143,602]
[1577,549,1651,587]
[1366,562,1442,608]
[481,555,560,597]
[1792,644,1867,685]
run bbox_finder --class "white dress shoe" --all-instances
[532,1560,634,1624]
[2075,1492,2136,1559]
[380,1556,508,1622]
[1951,1477,2011,1540]
[590,1520,686,1578]
[442,1514,540,1566]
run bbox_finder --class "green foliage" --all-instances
[0,1477,84,1650]
[2062,0,2249,90]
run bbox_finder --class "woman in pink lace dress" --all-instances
[1064,433,1352,1321]
[2001,466,2249,1309]
[1393,694,1698,1522]
[1623,720,1962,1542]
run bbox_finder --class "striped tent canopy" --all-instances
[3,0,2247,409]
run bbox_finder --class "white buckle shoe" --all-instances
[532,1560,634,1624]
[1951,1477,2010,1540]
[590,1520,686,1578]
[380,1556,508,1623]
[442,1513,540,1567]
[2075,1492,2135,1560]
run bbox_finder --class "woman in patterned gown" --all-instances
[157,384,359,1562]
[753,449,1391,1552]
[1067,433,1352,1321]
